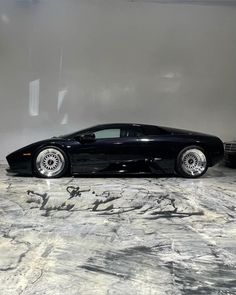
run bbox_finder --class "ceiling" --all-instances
[125,0,236,5]
[14,0,236,5]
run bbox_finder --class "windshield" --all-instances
[59,126,96,139]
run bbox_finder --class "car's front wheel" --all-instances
[176,146,208,178]
[34,147,68,178]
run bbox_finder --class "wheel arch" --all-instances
[190,143,212,167]
[174,142,212,168]
[175,144,209,178]
[31,143,72,176]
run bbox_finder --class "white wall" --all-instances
[0,0,236,161]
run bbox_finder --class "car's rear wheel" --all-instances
[176,146,208,178]
[34,147,68,178]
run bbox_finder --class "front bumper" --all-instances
[6,165,33,176]
[6,167,19,175]
[6,153,33,176]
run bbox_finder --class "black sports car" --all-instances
[224,141,236,167]
[6,123,224,178]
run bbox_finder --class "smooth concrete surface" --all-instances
[0,164,236,294]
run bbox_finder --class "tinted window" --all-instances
[92,126,142,139]
[142,126,166,136]
[94,128,120,139]
[72,125,143,139]
[121,127,143,138]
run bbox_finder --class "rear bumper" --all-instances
[6,167,19,175]
[208,139,224,166]
[211,153,224,166]
[224,152,236,167]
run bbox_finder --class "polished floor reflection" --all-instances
[0,165,236,294]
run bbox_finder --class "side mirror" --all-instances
[75,133,96,143]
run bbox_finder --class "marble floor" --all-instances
[0,164,236,295]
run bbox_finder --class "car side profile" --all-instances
[6,123,224,178]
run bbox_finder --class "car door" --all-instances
[70,127,121,173]
[137,125,175,173]
[70,125,147,174]
[102,125,149,173]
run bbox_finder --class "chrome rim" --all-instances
[181,149,207,176]
[36,148,65,177]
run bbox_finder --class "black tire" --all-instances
[33,146,69,178]
[176,146,208,178]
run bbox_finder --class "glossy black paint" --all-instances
[6,123,224,176]
[224,141,236,167]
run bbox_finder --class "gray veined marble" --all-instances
[0,164,236,294]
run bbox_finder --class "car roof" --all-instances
[60,123,168,139]
[92,123,159,128]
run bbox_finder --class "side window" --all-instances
[120,127,143,138]
[142,126,166,136]
[94,128,121,139]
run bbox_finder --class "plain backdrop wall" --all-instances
[0,0,236,161]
